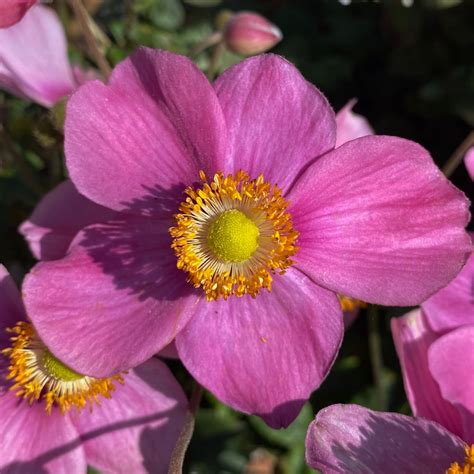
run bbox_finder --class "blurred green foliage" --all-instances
[0,0,472,472]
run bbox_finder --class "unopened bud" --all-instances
[223,11,282,56]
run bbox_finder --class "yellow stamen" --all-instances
[2,321,124,414]
[446,445,474,474]
[338,295,367,313]
[170,170,299,301]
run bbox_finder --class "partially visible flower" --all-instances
[465,147,474,180]
[305,404,472,474]
[23,49,471,429]
[335,99,374,148]
[391,247,474,444]
[0,0,36,28]
[0,265,187,473]
[223,11,282,56]
[0,5,95,107]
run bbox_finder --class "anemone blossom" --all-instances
[23,48,471,428]
[0,5,94,107]
[305,404,473,474]
[0,266,186,473]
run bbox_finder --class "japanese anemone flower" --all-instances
[23,48,471,428]
[305,404,473,474]
[391,240,474,445]
[0,266,187,473]
[0,5,94,107]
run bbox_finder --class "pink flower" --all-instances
[465,147,474,181]
[0,0,36,28]
[223,11,282,56]
[335,99,374,148]
[305,404,471,473]
[23,49,471,428]
[391,247,474,444]
[0,266,187,473]
[0,5,90,107]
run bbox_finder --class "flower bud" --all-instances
[0,0,37,28]
[223,11,282,56]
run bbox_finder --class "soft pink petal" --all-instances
[0,265,25,331]
[159,341,179,359]
[465,147,474,180]
[429,326,474,444]
[305,404,466,474]
[289,135,471,306]
[423,251,474,332]
[72,359,187,473]
[23,216,197,377]
[0,0,36,28]
[335,99,374,147]
[0,392,86,473]
[65,48,227,214]
[214,54,336,191]
[19,180,116,261]
[391,310,463,438]
[0,6,75,107]
[176,267,343,428]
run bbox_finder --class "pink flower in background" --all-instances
[0,5,94,107]
[391,246,474,444]
[23,49,471,428]
[305,404,472,473]
[0,0,36,28]
[0,266,186,473]
[465,147,474,180]
[335,99,374,148]
[223,11,282,56]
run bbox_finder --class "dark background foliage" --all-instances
[0,0,472,472]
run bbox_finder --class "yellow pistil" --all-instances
[338,295,367,312]
[2,321,124,414]
[447,445,474,474]
[170,170,299,301]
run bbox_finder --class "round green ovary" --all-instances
[207,210,259,263]
[42,350,83,381]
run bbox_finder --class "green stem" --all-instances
[368,305,387,410]
[442,130,474,178]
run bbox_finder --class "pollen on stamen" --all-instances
[169,170,299,301]
[2,321,124,414]
[446,445,474,474]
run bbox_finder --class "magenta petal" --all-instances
[0,392,86,473]
[335,99,374,148]
[214,54,336,191]
[23,216,197,377]
[305,404,466,474]
[73,359,187,473]
[391,310,463,438]
[19,180,116,261]
[429,326,474,444]
[65,48,227,214]
[423,252,474,332]
[176,268,343,428]
[465,147,474,180]
[0,265,25,334]
[0,6,75,107]
[0,0,36,28]
[289,135,471,306]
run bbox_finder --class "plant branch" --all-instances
[368,305,387,410]
[168,381,203,474]
[67,0,111,78]
[442,130,474,178]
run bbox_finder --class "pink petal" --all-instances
[0,0,36,28]
[429,326,474,444]
[289,135,471,306]
[422,251,474,332]
[0,6,75,107]
[65,48,227,214]
[159,341,179,359]
[0,392,86,473]
[465,147,474,180]
[176,267,343,428]
[391,310,463,438]
[23,216,197,377]
[72,359,187,473]
[305,404,466,474]
[19,180,116,261]
[335,99,374,148]
[213,54,336,191]
[0,265,25,337]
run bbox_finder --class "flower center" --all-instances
[338,295,367,313]
[207,209,259,262]
[170,170,299,301]
[2,321,124,414]
[447,445,474,474]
